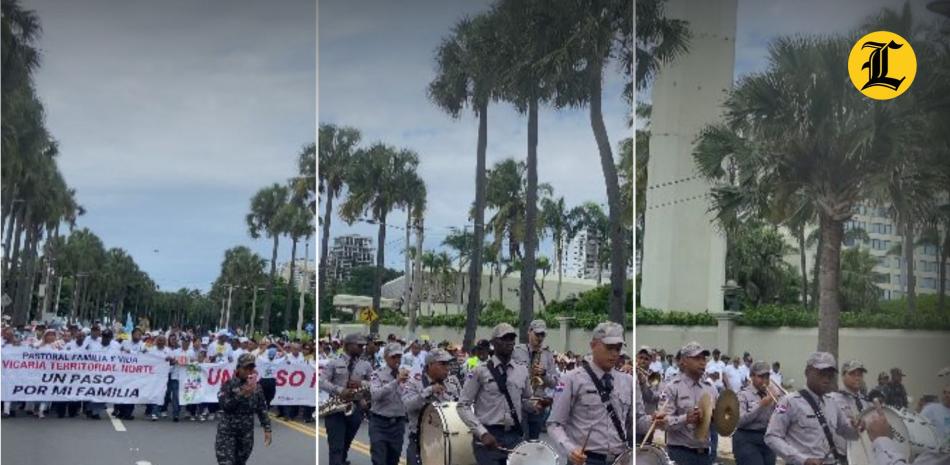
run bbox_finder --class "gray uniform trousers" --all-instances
[368,413,406,465]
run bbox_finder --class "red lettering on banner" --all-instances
[311,371,316,388]
[207,367,233,385]
[276,370,287,387]
[2,360,47,370]
[288,371,305,387]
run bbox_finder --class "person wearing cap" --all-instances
[832,360,877,465]
[402,347,463,465]
[467,339,492,373]
[658,341,719,465]
[214,353,272,465]
[868,371,890,405]
[547,321,632,465]
[512,319,559,440]
[734,361,777,465]
[362,336,383,371]
[765,352,860,465]
[368,342,409,465]
[885,368,909,410]
[320,332,373,465]
[637,346,662,416]
[457,323,537,465]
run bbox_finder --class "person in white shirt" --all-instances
[64,330,90,351]
[739,353,752,383]
[258,344,284,409]
[121,328,145,354]
[920,384,950,443]
[32,330,62,418]
[649,353,664,374]
[231,337,246,360]
[85,329,119,420]
[770,362,783,389]
[278,343,307,421]
[209,332,234,363]
[401,341,424,372]
[163,333,183,422]
[723,357,745,392]
[664,361,680,381]
[145,335,170,421]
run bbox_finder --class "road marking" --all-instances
[135,462,152,465]
[105,407,126,432]
[317,426,407,465]
[268,414,316,437]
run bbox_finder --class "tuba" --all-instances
[530,349,545,391]
[318,386,369,417]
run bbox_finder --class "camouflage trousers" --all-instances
[215,425,255,465]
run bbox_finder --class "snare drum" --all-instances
[505,440,559,465]
[613,448,638,464]
[419,402,476,465]
[847,406,942,465]
[636,445,675,465]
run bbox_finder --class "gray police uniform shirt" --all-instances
[369,365,407,418]
[635,385,654,436]
[401,372,462,434]
[765,388,860,465]
[639,373,662,414]
[318,352,372,395]
[457,355,535,439]
[872,437,950,465]
[831,388,869,457]
[737,384,775,431]
[512,343,559,391]
[547,357,633,457]
[660,372,720,449]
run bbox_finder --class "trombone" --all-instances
[765,378,787,403]
[638,367,662,388]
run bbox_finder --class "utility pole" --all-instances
[248,285,265,337]
[53,275,63,316]
[297,242,309,334]
[224,284,234,330]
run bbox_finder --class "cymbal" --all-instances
[713,390,740,436]
[694,392,713,440]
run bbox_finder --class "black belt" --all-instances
[736,428,766,434]
[369,412,406,422]
[485,424,519,433]
[585,452,621,462]
[668,445,711,455]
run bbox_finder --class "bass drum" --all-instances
[505,440,559,465]
[419,402,476,465]
[847,406,942,465]
[634,445,674,465]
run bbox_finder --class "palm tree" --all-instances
[443,228,475,307]
[541,196,571,300]
[278,196,314,332]
[340,143,421,334]
[293,143,316,214]
[428,11,504,350]
[318,124,359,307]
[694,36,892,358]
[213,246,266,331]
[634,0,691,92]
[246,183,289,336]
[406,185,427,336]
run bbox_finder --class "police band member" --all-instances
[318,333,373,465]
[512,319,559,440]
[636,383,667,440]
[369,342,409,465]
[214,353,272,465]
[402,348,462,465]
[660,341,719,465]
[734,361,777,465]
[832,359,870,461]
[765,352,860,465]
[637,346,661,415]
[548,322,634,465]
[458,323,540,465]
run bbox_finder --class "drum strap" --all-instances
[486,360,523,435]
[582,361,629,445]
[799,390,848,465]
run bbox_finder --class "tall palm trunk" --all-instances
[589,59,625,325]
[939,226,949,313]
[14,226,39,325]
[371,212,387,335]
[900,218,916,315]
[811,232,823,310]
[556,241,563,301]
[403,215,412,313]
[408,218,424,336]
[519,98,540,343]
[817,212,844,358]
[40,226,56,316]
[319,192,334,308]
[284,237,298,332]
[798,225,808,306]
[464,101,488,351]
[261,235,279,336]
[3,202,18,271]
[497,248,504,307]
[8,208,26,283]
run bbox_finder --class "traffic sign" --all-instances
[356,307,378,324]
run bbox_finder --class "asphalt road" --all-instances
[317,418,569,465]
[1,405,316,465]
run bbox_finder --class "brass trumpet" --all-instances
[638,367,662,387]
[765,378,787,403]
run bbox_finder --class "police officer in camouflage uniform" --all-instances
[369,342,409,465]
[215,353,272,465]
[512,319,559,440]
[401,348,462,465]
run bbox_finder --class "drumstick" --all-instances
[581,428,594,451]
[496,447,528,456]
[639,399,670,450]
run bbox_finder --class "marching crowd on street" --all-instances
[1,320,316,423]
[635,344,950,465]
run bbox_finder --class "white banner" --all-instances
[1,347,170,404]
[178,361,315,406]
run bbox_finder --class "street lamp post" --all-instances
[248,285,265,338]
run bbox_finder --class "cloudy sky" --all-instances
[24,0,316,292]
[319,0,632,271]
